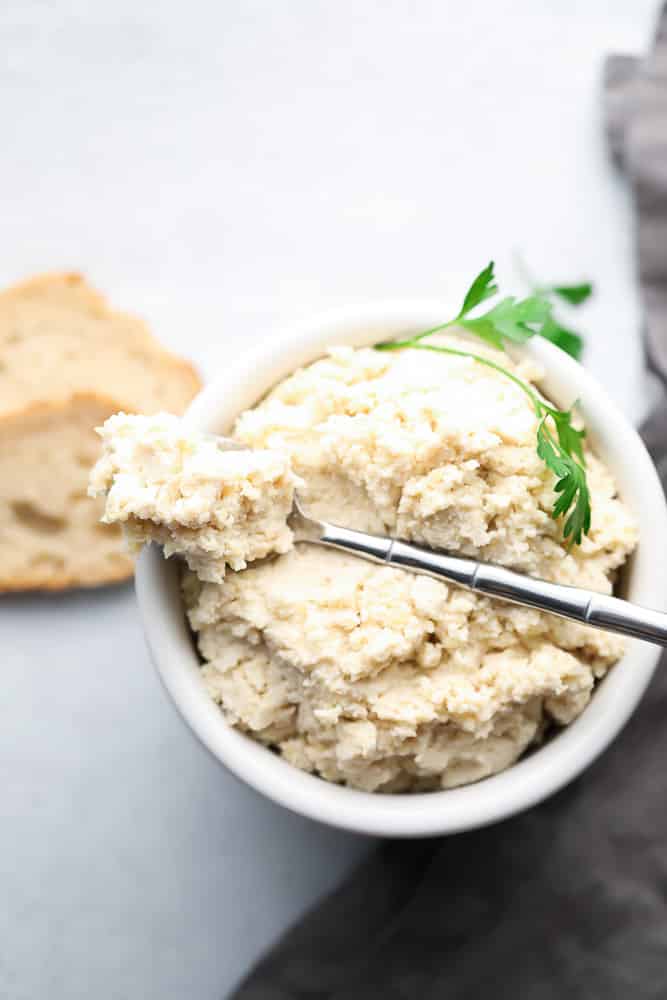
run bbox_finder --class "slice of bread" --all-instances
[0,395,136,590]
[0,272,201,415]
[0,273,202,592]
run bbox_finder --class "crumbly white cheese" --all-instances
[184,337,638,792]
[89,412,296,582]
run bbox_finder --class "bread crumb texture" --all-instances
[0,273,200,591]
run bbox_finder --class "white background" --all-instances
[0,2,659,997]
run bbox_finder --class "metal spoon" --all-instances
[214,435,667,647]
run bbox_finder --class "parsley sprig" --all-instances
[514,256,594,360]
[395,261,553,352]
[375,262,592,546]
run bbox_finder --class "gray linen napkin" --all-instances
[233,10,667,998]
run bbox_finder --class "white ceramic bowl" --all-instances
[135,301,667,837]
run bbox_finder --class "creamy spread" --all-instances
[89,412,296,582]
[92,338,638,792]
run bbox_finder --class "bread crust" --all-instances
[0,273,202,592]
[3,561,133,592]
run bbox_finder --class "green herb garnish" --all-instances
[375,262,592,546]
[513,257,594,360]
[549,282,593,306]
[389,261,553,352]
[538,316,584,361]
[536,411,590,545]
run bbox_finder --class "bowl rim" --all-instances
[135,299,667,837]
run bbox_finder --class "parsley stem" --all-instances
[402,320,456,344]
[377,339,544,416]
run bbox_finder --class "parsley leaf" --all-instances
[406,263,554,352]
[551,406,586,464]
[538,317,584,361]
[537,414,590,545]
[451,262,553,349]
[461,294,552,349]
[513,254,593,358]
[457,261,498,318]
[550,282,593,306]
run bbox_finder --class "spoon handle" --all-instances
[312,521,667,647]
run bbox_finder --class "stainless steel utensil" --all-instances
[214,435,667,647]
[288,495,667,646]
